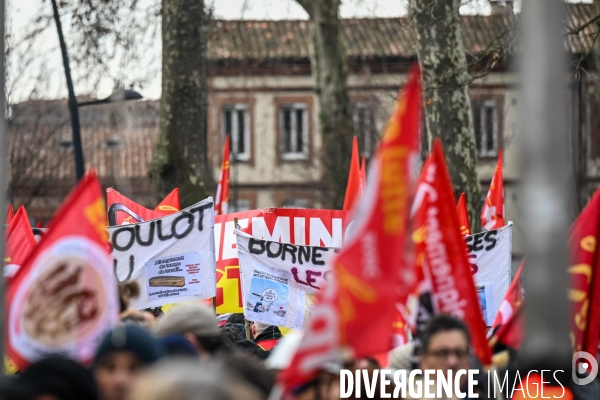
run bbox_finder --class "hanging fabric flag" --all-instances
[481,149,505,230]
[4,207,37,280]
[35,220,42,229]
[342,136,362,210]
[215,136,231,216]
[7,171,119,370]
[5,205,14,225]
[568,188,600,356]
[279,65,421,390]
[106,188,180,225]
[456,193,471,236]
[360,157,367,193]
[411,140,492,365]
[491,261,523,330]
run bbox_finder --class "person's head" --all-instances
[154,303,222,358]
[128,359,261,400]
[226,313,245,324]
[220,325,244,348]
[0,356,98,400]
[93,324,163,400]
[251,321,270,338]
[418,315,471,381]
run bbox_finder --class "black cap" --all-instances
[0,356,98,400]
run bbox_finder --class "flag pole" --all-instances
[0,0,7,375]
[518,0,571,379]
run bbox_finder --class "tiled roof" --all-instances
[206,4,595,62]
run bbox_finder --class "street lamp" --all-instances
[51,0,143,181]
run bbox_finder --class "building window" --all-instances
[353,102,376,158]
[279,103,308,160]
[229,199,251,212]
[280,198,310,208]
[222,104,250,161]
[472,99,499,158]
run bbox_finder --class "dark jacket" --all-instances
[254,325,283,352]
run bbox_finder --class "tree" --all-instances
[295,0,354,209]
[409,0,482,229]
[149,0,209,207]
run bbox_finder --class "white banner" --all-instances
[107,198,216,309]
[466,223,513,326]
[236,230,336,329]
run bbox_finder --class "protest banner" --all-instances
[107,198,216,309]
[7,171,118,370]
[466,224,513,326]
[214,208,352,314]
[106,188,180,226]
[236,230,336,329]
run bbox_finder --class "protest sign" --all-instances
[107,198,216,309]
[236,230,336,329]
[7,171,118,369]
[214,208,352,313]
[466,224,513,326]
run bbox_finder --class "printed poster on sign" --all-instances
[236,230,336,329]
[466,223,512,326]
[107,198,216,309]
[146,252,202,301]
[246,270,290,326]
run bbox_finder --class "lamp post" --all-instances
[51,0,143,181]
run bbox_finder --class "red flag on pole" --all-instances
[412,140,492,365]
[492,261,523,330]
[5,205,14,225]
[106,188,180,225]
[7,171,119,369]
[4,206,37,280]
[343,136,362,210]
[35,220,42,229]
[456,192,471,236]
[360,157,367,193]
[481,149,505,230]
[215,136,231,216]
[279,65,422,389]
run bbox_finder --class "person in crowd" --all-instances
[224,312,247,339]
[128,359,261,400]
[232,339,268,360]
[154,302,223,359]
[252,321,283,352]
[388,342,415,373]
[220,351,276,397]
[159,334,199,357]
[0,356,98,400]
[220,324,244,349]
[93,324,163,400]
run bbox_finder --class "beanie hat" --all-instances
[154,302,219,337]
[0,356,98,400]
[388,342,415,371]
[94,324,163,367]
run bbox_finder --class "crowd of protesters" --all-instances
[0,279,598,400]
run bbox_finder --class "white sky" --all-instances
[6,0,592,101]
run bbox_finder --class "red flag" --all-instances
[360,157,367,193]
[412,140,492,365]
[569,188,600,356]
[5,206,37,280]
[456,193,471,236]
[215,136,231,216]
[106,188,180,225]
[5,205,14,225]
[490,304,523,350]
[7,171,118,369]
[35,220,42,229]
[492,261,523,329]
[343,136,362,210]
[279,65,422,389]
[155,188,180,214]
[481,149,505,230]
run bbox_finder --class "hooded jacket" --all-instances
[254,325,283,352]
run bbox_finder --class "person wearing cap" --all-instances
[93,324,163,400]
[0,356,98,400]
[252,321,283,352]
[154,302,223,359]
